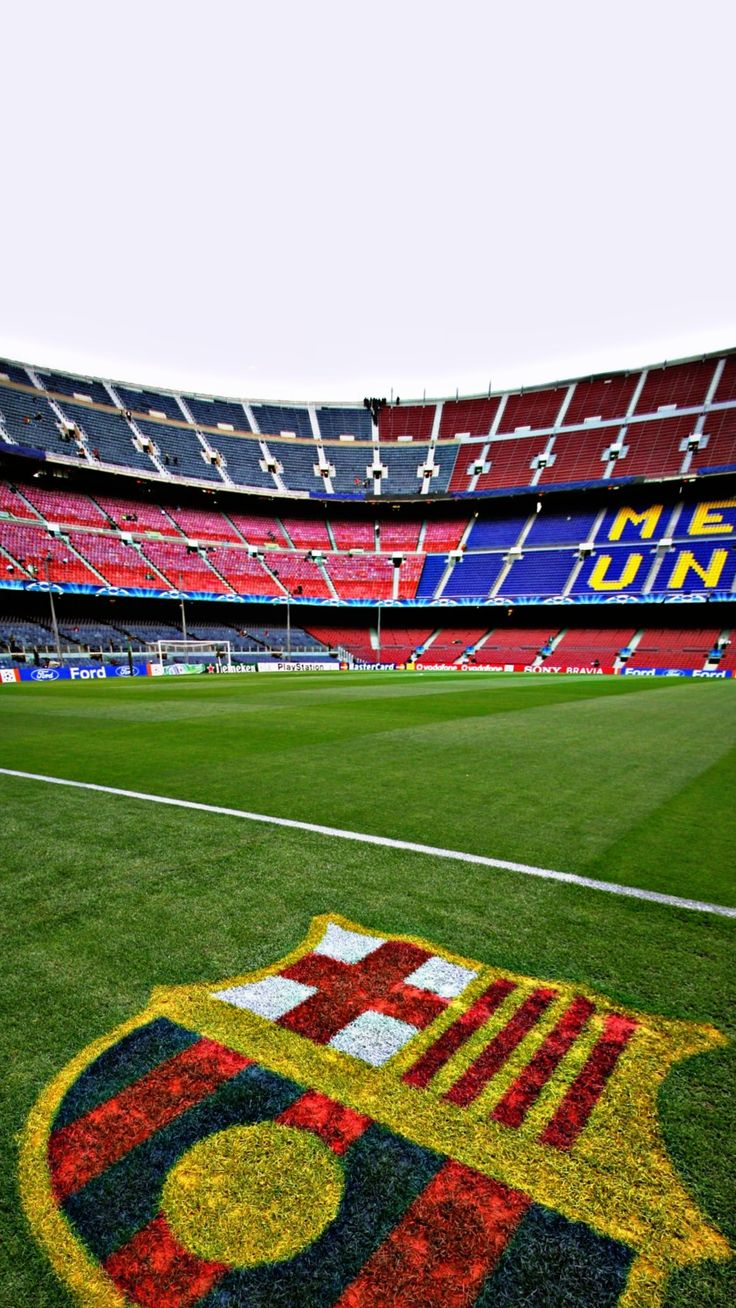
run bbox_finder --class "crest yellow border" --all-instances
[19,913,731,1307]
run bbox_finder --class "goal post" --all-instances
[150,640,232,671]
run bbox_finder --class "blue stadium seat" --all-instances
[252,404,312,438]
[187,396,253,431]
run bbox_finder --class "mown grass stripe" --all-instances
[2,766,734,918]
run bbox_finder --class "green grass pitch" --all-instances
[1,671,735,1306]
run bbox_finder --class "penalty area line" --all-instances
[1,766,735,920]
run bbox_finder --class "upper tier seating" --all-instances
[691,408,736,476]
[378,404,435,442]
[0,361,33,385]
[252,405,312,438]
[136,418,222,482]
[113,386,183,422]
[416,554,449,598]
[438,397,501,439]
[562,375,640,426]
[0,385,71,455]
[207,433,277,490]
[316,407,372,440]
[186,396,252,432]
[634,360,717,414]
[1,349,734,502]
[59,400,155,472]
[37,370,112,407]
[498,386,568,433]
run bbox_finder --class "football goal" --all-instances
[150,639,232,670]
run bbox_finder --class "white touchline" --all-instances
[1,767,735,920]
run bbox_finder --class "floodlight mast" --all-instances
[178,573,188,641]
[32,554,63,664]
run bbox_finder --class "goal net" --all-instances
[151,640,232,670]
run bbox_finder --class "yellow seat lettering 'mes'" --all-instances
[688,499,736,536]
[588,553,644,591]
[608,506,663,541]
[667,549,728,589]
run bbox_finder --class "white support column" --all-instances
[176,395,196,425]
[662,502,685,540]
[642,551,668,594]
[430,402,443,441]
[529,435,557,487]
[66,538,108,584]
[554,383,576,429]
[488,394,507,437]
[561,554,585,596]
[259,440,287,492]
[515,513,539,549]
[243,403,259,433]
[625,369,648,418]
[466,443,491,494]
[490,557,514,597]
[308,404,322,441]
[318,560,339,600]
[586,507,608,546]
[678,357,725,474]
[601,428,630,480]
[433,556,458,599]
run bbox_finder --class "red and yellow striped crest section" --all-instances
[21,914,730,1307]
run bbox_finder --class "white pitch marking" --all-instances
[1,767,735,919]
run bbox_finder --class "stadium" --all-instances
[2,6,735,1308]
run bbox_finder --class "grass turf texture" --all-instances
[1,671,735,1306]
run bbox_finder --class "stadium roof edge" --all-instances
[2,345,735,413]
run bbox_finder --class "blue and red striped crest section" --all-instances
[21,915,730,1307]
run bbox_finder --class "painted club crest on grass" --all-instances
[21,915,730,1307]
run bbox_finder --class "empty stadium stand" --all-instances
[0,348,734,681]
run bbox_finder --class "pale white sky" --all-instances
[2,1,734,403]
